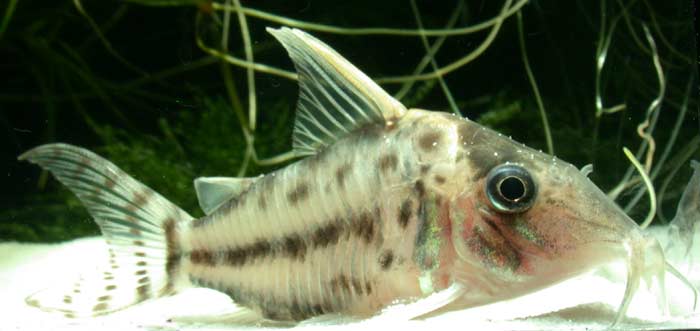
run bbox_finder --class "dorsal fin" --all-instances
[267,27,407,156]
[194,176,257,215]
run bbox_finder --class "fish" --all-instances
[19,27,675,325]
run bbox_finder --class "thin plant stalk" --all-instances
[517,11,554,154]
[211,0,528,37]
[409,0,461,116]
[622,147,656,229]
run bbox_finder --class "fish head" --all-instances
[444,118,648,302]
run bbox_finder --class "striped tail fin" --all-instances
[19,143,192,318]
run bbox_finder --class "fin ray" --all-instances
[267,27,406,156]
[20,143,192,317]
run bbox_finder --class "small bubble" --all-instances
[432,142,438,147]
[493,152,499,156]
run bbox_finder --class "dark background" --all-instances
[1,0,698,242]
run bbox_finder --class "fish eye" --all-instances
[485,164,537,213]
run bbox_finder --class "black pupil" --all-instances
[499,176,525,201]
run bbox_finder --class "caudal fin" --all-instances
[19,143,192,317]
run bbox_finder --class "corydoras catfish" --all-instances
[20,27,671,325]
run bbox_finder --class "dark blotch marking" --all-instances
[224,240,273,266]
[420,164,431,174]
[136,284,150,301]
[330,275,351,294]
[105,285,117,291]
[136,261,147,267]
[351,278,364,295]
[418,130,442,151]
[378,154,398,173]
[456,122,476,147]
[63,296,72,304]
[130,228,142,236]
[311,223,341,248]
[133,240,145,246]
[134,252,146,257]
[287,183,310,205]
[163,217,180,295]
[415,180,426,197]
[190,249,215,266]
[97,295,111,302]
[335,163,352,189]
[138,276,149,284]
[467,147,520,180]
[434,175,446,184]
[398,199,412,228]
[135,270,147,276]
[352,211,375,243]
[93,303,108,312]
[365,281,373,295]
[283,235,307,261]
[378,250,394,270]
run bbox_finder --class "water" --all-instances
[0,0,698,329]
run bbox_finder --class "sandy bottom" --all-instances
[1,227,699,331]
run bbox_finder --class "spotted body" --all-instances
[20,27,676,325]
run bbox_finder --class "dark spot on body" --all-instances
[378,250,394,270]
[132,190,152,209]
[378,154,398,173]
[63,296,72,304]
[457,122,476,147]
[134,252,146,257]
[434,175,446,184]
[398,199,412,228]
[311,223,341,248]
[133,240,145,246]
[190,249,215,266]
[352,211,375,243]
[283,235,307,261]
[287,183,310,205]
[163,217,180,294]
[418,130,442,151]
[467,146,521,180]
[97,295,111,302]
[365,281,373,295]
[105,285,117,291]
[93,303,108,312]
[136,283,151,302]
[415,180,426,197]
[331,275,351,294]
[351,278,364,295]
[420,165,431,174]
[136,261,147,267]
[138,277,149,284]
[130,228,142,236]
[135,270,147,276]
[335,163,352,189]
[224,248,247,266]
